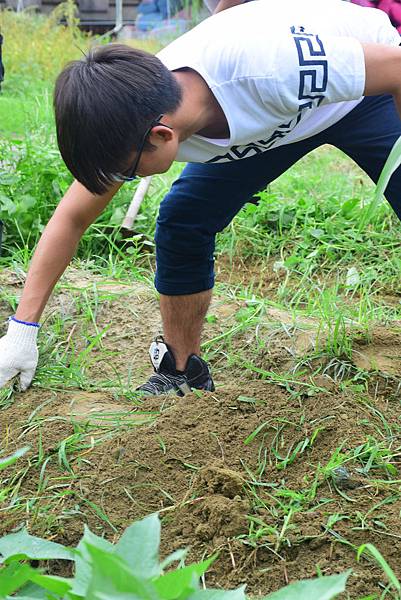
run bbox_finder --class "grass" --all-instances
[0,5,401,599]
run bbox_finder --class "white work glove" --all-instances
[0,318,39,391]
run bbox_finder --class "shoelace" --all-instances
[139,371,187,394]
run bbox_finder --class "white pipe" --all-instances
[122,176,152,230]
[115,0,123,31]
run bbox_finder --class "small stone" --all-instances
[331,466,359,489]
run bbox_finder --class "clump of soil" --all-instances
[352,326,401,376]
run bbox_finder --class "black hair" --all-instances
[54,44,182,195]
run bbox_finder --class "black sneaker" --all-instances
[136,336,214,396]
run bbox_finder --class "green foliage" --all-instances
[0,1,87,84]
[0,137,71,252]
[0,514,351,599]
[0,529,74,563]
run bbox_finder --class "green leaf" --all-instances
[309,228,324,239]
[85,593,145,600]
[160,549,188,571]
[71,526,114,596]
[153,558,215,600]
[0,173,19,185]
[341,197,359,217]
[17,195,37,213]
[0,530,74,564]
[84,543,159,600]
[244,422,269,445]
[115,514,161,579]
[10,582,62,599]
[0,447,30,471]
[29,573,72,595]
[188,586,247,599]
[0,193,17,214]
[261,571,351,599]
[10,580,57,598]
[0,562,33,595]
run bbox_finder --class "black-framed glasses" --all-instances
[116,114,173,182]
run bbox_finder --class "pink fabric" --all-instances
[352,0,401,29]
[351,0,377,7]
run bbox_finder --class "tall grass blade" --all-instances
[357,543,400,591]
[360,134,401,229]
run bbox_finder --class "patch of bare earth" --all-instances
[0,268,400,598]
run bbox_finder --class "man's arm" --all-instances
[0,180,120,390]
[363,42,401,115]
[15,180,120,322]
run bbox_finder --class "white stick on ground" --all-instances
[122,176,153,230]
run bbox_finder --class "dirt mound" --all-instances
[1,269,401,598]
[1,385,400,596]
[196,464,245,498]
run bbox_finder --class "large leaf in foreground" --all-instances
[262,571,351,600]
[84,543,159,600]
[153,558,214,600]
[29,573,72,596]
[71,525,114,596]
[0,562,34,595]
[188,586,247,599]
[115,514,161,579]
[0,530,73,564]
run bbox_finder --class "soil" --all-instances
[0,268,400,598]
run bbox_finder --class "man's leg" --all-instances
[161,289,212,370]
[138,138,322,394]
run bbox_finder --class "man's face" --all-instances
[135,130,179,177]
[123,120,178,179]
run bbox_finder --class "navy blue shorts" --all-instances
[155,95,401,296]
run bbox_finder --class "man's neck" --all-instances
[168,69,230,141]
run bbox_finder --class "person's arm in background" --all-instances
[0,180,120,390]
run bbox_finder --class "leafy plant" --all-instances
[0,514,351,599]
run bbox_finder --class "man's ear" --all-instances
[149,125,174,146]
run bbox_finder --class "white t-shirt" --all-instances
[157,0,400,164]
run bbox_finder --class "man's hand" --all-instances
[0,319,39,391]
